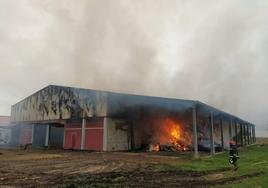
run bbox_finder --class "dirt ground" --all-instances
[0,149,183,187]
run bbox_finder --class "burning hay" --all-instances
[148,118,192,152]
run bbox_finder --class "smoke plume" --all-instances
[0,0,268,136]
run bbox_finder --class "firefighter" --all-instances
[229,140,239,171]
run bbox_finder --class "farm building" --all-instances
[10,85,256,155]
[0,116,11,145]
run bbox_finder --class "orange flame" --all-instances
[150,118,192,152]
[167,119,181,140]
[150,143,160,152]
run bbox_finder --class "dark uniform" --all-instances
[229,141,239,171]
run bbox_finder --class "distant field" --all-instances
[257,137,268,144]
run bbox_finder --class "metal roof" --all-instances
[11,85,254,125]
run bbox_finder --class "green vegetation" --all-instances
[155,139,268,187]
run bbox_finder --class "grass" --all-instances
[155,138,268,187]
[215,144,268,188]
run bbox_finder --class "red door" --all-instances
[64,129,82,149]
[71,133,76,148]
[85,129,103,150]
[85,119,104,151]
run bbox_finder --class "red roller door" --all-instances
[64,122,82,150]
[85,118,104,151]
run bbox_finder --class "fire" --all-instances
[149,118,192,152]
[149,143,160,152]
[165,118,189,151]
[168,119,181,139]
[170,126,180,139]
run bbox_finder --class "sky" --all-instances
[0,0,267,136]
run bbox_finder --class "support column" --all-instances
[246,125,249,144]
[254,125,257,143]
[249,126,252,144]
[45,125,50,147]
[245,125,248,145]
[210,112,215,155]
[251,126,253,143]
[31,124,35,144]
[253,126,256,143]
[245,125,247,145]
[244,124,247,145]
[252,126,254,143]
[240,123,243,146]
[220,119,224,151]
[103,117,108,151]
[242,124,245,145]
[229,119,233,141]
[63,124,66,148]
[251,126,254,144]
[234,122,238,144]
[247,125,250,145]
[192,105,198,158]
[247,125,249,145]
[81,118,86,150]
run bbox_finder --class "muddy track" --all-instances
[55,169,265,188]
[0,150,182,187]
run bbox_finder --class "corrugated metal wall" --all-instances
[49,126,64,148]
[32,124,47,147]
[11,85,107,122]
